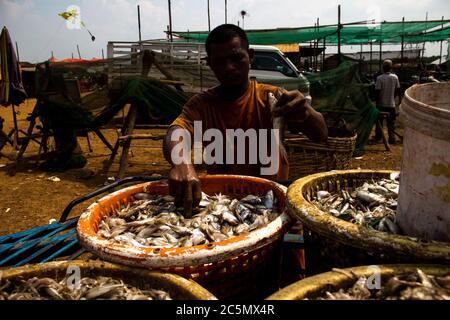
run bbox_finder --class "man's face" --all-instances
[207,36,254,88]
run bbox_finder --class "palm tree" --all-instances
[240,10,249,29]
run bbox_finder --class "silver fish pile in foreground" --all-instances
[311,173,401,234]
[97,191,279,248]
[316,268,450,300]
[0,276,171,300]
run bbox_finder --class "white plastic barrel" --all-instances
[398,82,450,242]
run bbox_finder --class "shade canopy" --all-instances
[172,20,450,45]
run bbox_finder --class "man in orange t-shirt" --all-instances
[163,24,328,216]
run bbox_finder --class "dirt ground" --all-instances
[0,99,402,236]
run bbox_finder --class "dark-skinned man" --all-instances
[163,24,328,217]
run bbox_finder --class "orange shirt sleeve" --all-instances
[170,95,204,135]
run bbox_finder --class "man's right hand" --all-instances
[168,163,202,218]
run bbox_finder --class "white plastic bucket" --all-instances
[398,82,450,242]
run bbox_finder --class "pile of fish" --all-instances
[97,191,279,248]
[317,268,450,300]
[0,275,171,300]
[311,173,401,234]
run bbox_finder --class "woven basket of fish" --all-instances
[77,174,293,300]
[286,169,450,276]
[0,260,216,300]
[266,264,450,300]
[284,132,357,180]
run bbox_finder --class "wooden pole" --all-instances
[225,0,228,23]
[137,5,142,43]
[337,5,342,65]
[439,16,444,64]
[168,0,173,42]
[421,12,428,62]
[401,17,405,71]
[15,41,20,62]
[322,37,326,70]
[315,18,319,71]
[379,40,382,72]
[360,43,363,72]
[77,45,81,59]
[207,0,211,31]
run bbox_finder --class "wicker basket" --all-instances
[284,133,357,180]
[286,170,450,276]
[267,264,450,300]
[77,175,293,300]
[0,260,216,300]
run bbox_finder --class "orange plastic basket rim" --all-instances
[77,174,292,268]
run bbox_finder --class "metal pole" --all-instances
[225,0,228,23]
[77,45,81,59]
[168,0,173,42]
[51,51,54,58]
[102,49,104,59]
[137,5,142,43]
[72,52,74,59]
[207,0,211,31]
[369,42,372,73]
[337,5,341,64]
[439,16,444,64]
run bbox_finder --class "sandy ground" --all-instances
[0,99,402,236]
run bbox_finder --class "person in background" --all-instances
[374,59,400,144]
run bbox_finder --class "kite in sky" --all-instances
[58,9,96,41]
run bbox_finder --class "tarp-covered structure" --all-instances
[173,20,450,45]
[35,49,375,155]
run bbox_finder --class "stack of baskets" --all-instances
[284,132,357,180]
[77,175,293,300]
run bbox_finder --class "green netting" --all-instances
[403,26,450,43]
[35,49,376,163]
[305,61,378,152]
[173,20,450,45]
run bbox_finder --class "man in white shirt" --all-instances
[374,59,400,144]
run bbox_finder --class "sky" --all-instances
[1,0,449,63]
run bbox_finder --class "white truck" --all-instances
[106,40,310,97]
